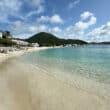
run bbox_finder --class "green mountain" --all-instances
[26,32,87,46]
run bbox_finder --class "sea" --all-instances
[20,45,110,99]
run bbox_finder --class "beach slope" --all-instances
[0,58,110,110]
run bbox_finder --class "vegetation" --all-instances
[89,42,110,45]
[99,42,110,44]
[2,31,12,39]
[26,32,87,46]
[0,38,16,46]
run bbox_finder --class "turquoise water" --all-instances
[21,45,110,84]
[18,45,110,97]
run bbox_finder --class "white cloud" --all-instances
[11,20,49,38]
[0,0,22,12]
[64,11,97,40]
[29,25,48,33]
[50,14,63,23]
[11,20,62,38]
[0,0,22,23]
[37,16,49,22]
[86,22,110,41]
[10,10,101,42]
[76,11,96,30]
[26,11,39,18]
[65,12,110,42]
[50,27,62,33]
[24,0,45,16]
[12,21,28,36]
[0,0,46,23]
[75,16,96,31]
[66,11,96,37]
[26,6,44,18]
[37,14,64,24]
[68,0,80,9]
[80,11,93,20]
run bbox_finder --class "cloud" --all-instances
[75,11,96,31]
[11,20,49,38]
[25,0,45,14]
[11,21,29,36]
[29,25,48,33]
[66,11,96,37]
[37,14,64,24]
[24,0,45,17]
[26,6,44,18]
[68,0,80,9]
[0,0,46,23]
[11,20,63,38]
[65,12,110,42]
[26,11,39,18]
[75,16,96,31]
[0,0,22,23]
[80,11,93,20]
[50,27,62,33]
[37,16,49,22]
[64,11,97,40]
[10,10,110,42]
[0,0,22,11]
[86,22,110,41]
[50,14,64,24]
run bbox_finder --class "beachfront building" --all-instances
[0,31,3,38]
[31,43,39,47]
[12,39,29,46]
[0,31,12,39]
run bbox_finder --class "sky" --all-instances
[0,0,110,42]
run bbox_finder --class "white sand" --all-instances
[0,47,51,63]
[0,58,110,110]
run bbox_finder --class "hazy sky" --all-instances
[0,0,110,42]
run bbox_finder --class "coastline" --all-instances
[0,46,110,110]
[0,47,52,63]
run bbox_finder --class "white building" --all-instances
[31,43,39,47]
[12,39,29,46]
[0,31,3,38]
[0,31,12,39]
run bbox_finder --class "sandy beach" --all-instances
[0,48,110,110]
[0,47,51,63]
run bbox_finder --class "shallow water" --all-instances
[0,59,110,110]
[19,45,110,98]
[21,45,110,83]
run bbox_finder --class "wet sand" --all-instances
[0,58,110,110]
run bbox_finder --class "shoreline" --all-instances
[0,58,109,110]
[0,47,53,63]
[0,46,110,110]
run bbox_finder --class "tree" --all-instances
[2,31,12,39]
